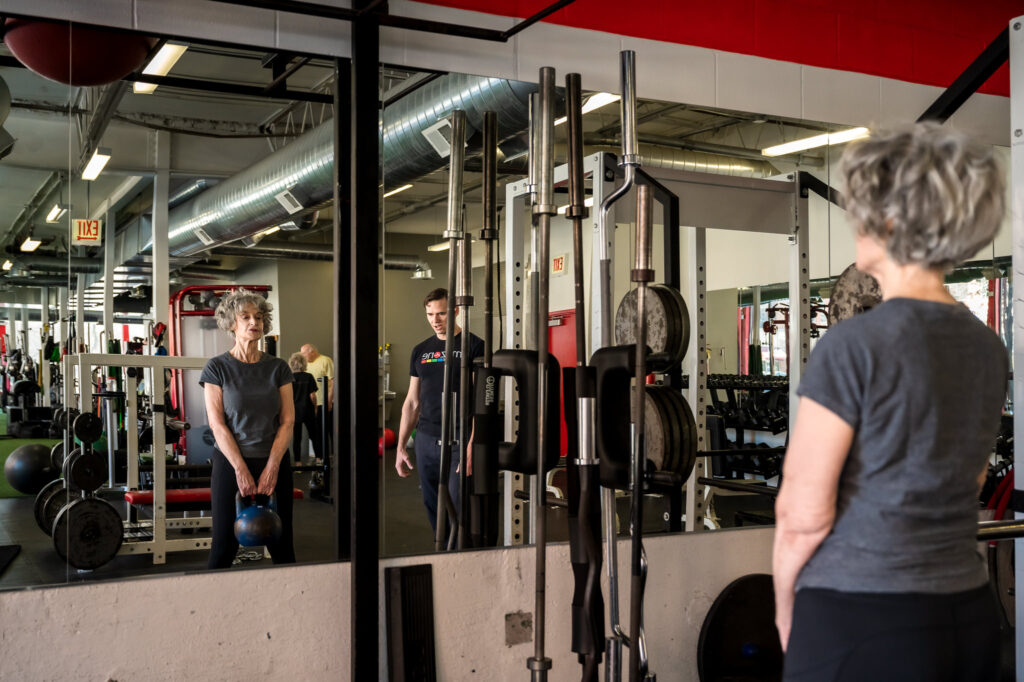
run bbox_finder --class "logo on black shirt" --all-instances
[421,349,462,364]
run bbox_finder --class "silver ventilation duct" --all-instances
[587,145,778,178]
[163,74,537,258]
[1,276,74,287]
[168,178,219,209]
[214,241,431,277]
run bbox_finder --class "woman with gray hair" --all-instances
[199,288,296,568]
[774,122,1007,680]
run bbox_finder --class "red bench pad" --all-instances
[125,488,304,504]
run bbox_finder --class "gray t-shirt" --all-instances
[199,352,293,460]
[796,298,1007,594]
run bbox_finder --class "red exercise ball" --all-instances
[377,439,385,457]
[4,19,156,87]
[383,428,397,448]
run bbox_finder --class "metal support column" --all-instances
[790,180,812,428]
[684,227,707,532]
[40,287,50,406]
[75,277,85,352]
[348,3,380,679]
[504,188,529,546]
[1008,15,1024,682]
[152,131,170,336]
[103,206,115,343]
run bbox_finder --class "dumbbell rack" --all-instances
[64,353,211,565]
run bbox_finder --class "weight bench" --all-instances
[125,487,304,513]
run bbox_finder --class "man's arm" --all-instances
[396,376,421,477]
[772,397,852,651]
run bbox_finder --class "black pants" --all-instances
[414,430,460,534]
[784,585,1000,682]
[208,453,296,569]
[292,408,322,462]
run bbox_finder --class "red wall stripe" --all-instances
[416,0,1018,97]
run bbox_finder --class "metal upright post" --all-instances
[436,109,467,550]
[151,131,170,341]
[684,228,708,532]
[528,65,556,682]
[347,3,380,678]
[1008,16,1024,682]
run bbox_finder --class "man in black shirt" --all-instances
[396,287,483,534]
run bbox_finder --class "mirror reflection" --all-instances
[0,23,338,587]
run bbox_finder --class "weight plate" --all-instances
[615,287,674,362]
[697,573,782,682]
[656,386,685,475]
[68,451,107,492]
[33,479,64,533]
[649,386,679,474]
[829,263,881,324]
[39,484,75,537]
[50,442,66,471]
[52,497,123,570]
[73,412,103,443]
[642,390,668,472]
[650,286,680,369]
[655,284,690,365]
[62,448,82,486]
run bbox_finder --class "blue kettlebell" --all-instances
[234,493,283,547]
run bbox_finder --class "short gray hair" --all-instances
[214,288,273,334]
[288,352,307,372]
[840,121,1005,269]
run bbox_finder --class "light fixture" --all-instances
[20,237,41,252]
[555,92,622,126]
[427,238,478,252]
[133,42,189,94]
[383,184,413,198]
[45,203,69,223]
[1,260,11,271]
[761,127,870,157]
[258,225,281,238]
[556,196,595,215]
[82,148,112,181]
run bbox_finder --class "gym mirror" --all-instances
[0,17,340,589]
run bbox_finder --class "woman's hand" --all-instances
[234,464,257,497]
[257,460,280,496]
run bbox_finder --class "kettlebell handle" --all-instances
[235,492,278,517]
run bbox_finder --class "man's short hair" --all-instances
[423,287,448,308]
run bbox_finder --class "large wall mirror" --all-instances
[376,62,1014,556]
[0,16,341,588]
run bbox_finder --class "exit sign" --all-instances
[72,219,102,246]
[552,253,568,277]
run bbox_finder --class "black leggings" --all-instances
[784,585,1000,681]
[292,408,322,462]
[208,453,296,569]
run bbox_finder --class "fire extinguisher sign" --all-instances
[72,218,102,246]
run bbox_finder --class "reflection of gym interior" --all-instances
[0,3,1022,680]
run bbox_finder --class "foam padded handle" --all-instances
[491,349,562,475]
[592,344,639,490]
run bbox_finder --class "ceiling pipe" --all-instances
[11,255,101,273]
[214,241,431,275]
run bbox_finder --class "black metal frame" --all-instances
[209,0,578,43]
[918,27,1010,123]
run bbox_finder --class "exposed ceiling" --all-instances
[0,20,840,310]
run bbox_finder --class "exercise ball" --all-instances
[234,494,283,547]
[382,428,397,448]
[4,19,156,86]
[4,443,56,494]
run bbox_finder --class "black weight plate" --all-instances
[698,573,782,682]
[656,386,685,475]
[649,386,679,473]
[33,479,64,533]
[50,441,66,471]
[73,412,103,443]
[679,393,698,479]
[52,497,123,570]
[62,448,82,486]
[654,283,690,366]
[647,286,678,370]
[68,451,107,492]
[40,484,75,537]
[615,287,675,361]
[641,389,668,472]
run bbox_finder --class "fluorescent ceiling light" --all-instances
[761,127,870,157]
[383,184,413,198]
[556,196,595,215]
[20,237,41,252]
[134,43,189,94]
[82,148,112,181]
[45,204,68,223]
[555,92,622,126]
[257,225,281,238]
[1,260,11,271]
